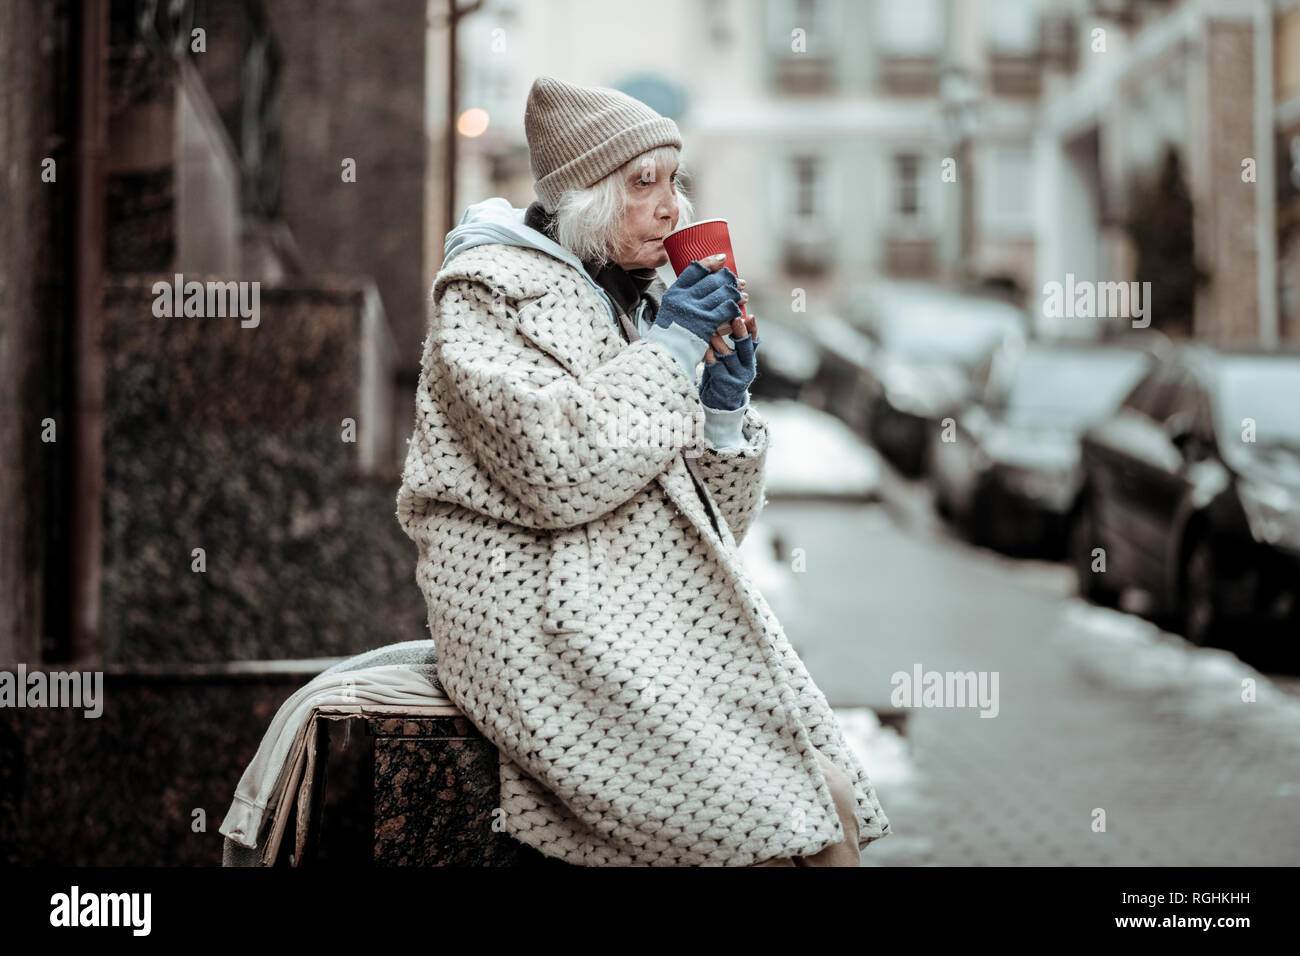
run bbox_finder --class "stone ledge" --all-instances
[247,702,574,868]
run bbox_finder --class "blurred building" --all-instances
[2,0,428,667]
[1,0,429,864]
[446,0,1295,346]
[1035,0,1300,344]
[447,0,1062,323]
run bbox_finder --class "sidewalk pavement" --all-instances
[758,496,1300,867]
[853,591,1300,867]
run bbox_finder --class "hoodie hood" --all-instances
[441,197,629,327]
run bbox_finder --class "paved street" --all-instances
[758,472,1300,867]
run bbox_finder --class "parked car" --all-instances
[851,282,1027,477]
[750,318,822,402]
[804,312,878,435]
[931,339,1156,555]
[1074,346,1300,647]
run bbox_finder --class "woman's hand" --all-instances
[703,301,758,364]
[650,254,744,359]
[698,311,759,412]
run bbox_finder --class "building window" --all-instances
[792,156,822,219]
[875,0,942,55]
[887,152,937,273]
[894,153,921,220]
[875,0,942,94]
[768,0,837,93]
[984,0,1043,96]
[982,146,1034,235]
[983,0,1041,53]
[783,155,831,274]
[795,0,824,32]
[768,0,837,54]
[706,0,733,46]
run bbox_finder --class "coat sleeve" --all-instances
[692,403,770,546]
[429,277,706,529]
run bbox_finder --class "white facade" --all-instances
[443,0,1051,326]
[1034,0,1296,343]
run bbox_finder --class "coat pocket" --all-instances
[541,525,594,634]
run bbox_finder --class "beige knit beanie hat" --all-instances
[525,75,683,213]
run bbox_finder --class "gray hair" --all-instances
[550,145,695,269]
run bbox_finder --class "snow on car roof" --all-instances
[854,280,1027,362]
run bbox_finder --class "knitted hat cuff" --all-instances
[535,116,682,211]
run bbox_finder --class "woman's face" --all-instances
[611,156,681,271]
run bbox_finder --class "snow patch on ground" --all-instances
[834,706,914,787]
[756,399,882,499]
[736,519,803,639]
[1052,600,1300,746]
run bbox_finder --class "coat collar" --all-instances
[525,200,663,325]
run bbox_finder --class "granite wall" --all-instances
[0,670,303,866]
[1,683,582,867]
[0,0,75,668]
[1,0,445,869]
[263,0,427,380]
[100,275,424,666]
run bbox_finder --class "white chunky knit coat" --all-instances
[396,201,890,866]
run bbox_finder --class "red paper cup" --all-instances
[663,218,747,317]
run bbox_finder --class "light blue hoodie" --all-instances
[440,197,658,327]
[440,198,749,448]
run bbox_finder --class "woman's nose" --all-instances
[657,187,677,219]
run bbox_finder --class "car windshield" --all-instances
[1215,355,1300,449]
[997,349,1151,428]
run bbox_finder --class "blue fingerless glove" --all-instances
[655,260,743,341]
[641,259,743,382]
[698,326,758,412]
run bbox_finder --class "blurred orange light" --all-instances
[458,108,490,138]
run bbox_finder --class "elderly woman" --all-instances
[396,76,890,866]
